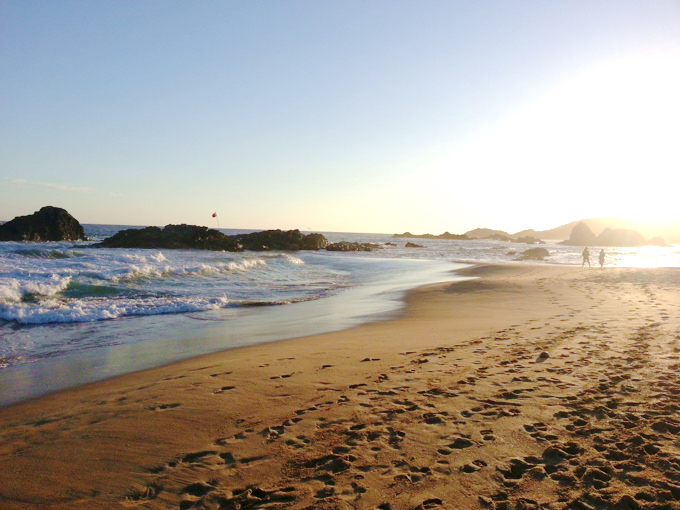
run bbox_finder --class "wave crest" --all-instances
[0,276,73,303]
[0,294,231,324]
[15,249,85,259]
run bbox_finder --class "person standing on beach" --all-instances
[582,247,591,267]
[599,249,605,268]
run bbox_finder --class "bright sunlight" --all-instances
[425,49,680,231]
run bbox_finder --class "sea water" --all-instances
[1,225,678,406]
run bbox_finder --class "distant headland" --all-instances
[395,217,678,247]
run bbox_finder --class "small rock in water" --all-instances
[537,351,550,360]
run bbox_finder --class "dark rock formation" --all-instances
[326,241,381,252]
[235,230,328,251]
[93,224,240,250]
[93,225,328,252]
[405,242,424,248]
[517,247,550,260]
[0,206,87,242]
[560,222,597,246]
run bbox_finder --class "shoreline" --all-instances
[0,257,468,408]
[2,263,680,509]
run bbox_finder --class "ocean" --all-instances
[1,224,678,407]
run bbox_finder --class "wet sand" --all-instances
[1,263,680,509]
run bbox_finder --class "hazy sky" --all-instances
[2,1,679,234]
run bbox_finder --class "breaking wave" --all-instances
[0,240,348,325]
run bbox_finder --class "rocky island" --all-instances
[559,222,665,247]
[0,206,87,242]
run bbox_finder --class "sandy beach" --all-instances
[1,263,680,509]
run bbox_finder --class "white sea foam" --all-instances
[150,252,167,263]
[0,237,345,326]
[0,294,231,324]
[109,264,174,282]
[282,254,305,265]
[0,279,22,302]
[0,275,72,302]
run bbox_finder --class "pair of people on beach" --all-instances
[582,247,605,268]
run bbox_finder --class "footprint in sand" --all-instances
[213,385,235,394]
[125,483,162,503]
[209,371,233,377]
[214,431,247,445]
[147,402,181,411]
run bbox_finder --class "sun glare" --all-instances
[615,246,680,268]
[426,49,680,229]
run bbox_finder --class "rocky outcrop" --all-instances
[93,225,328,252]
[516,247,550,260]
[465,228,511,239]
[561,222,663,247]
[235,230,328,251]
[405,242,424,248]
[560,222,598,246]
[93,224,239,250]
[0,206,87,242]
[326,241,381,252]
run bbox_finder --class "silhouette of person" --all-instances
[582,247,591,267]
[599,249,605,268]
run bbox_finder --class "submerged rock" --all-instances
[517,247,550,260]
[0,206,87,242]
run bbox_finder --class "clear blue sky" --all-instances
[2,1,679,233]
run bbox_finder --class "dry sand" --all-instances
[1,263,680,509]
